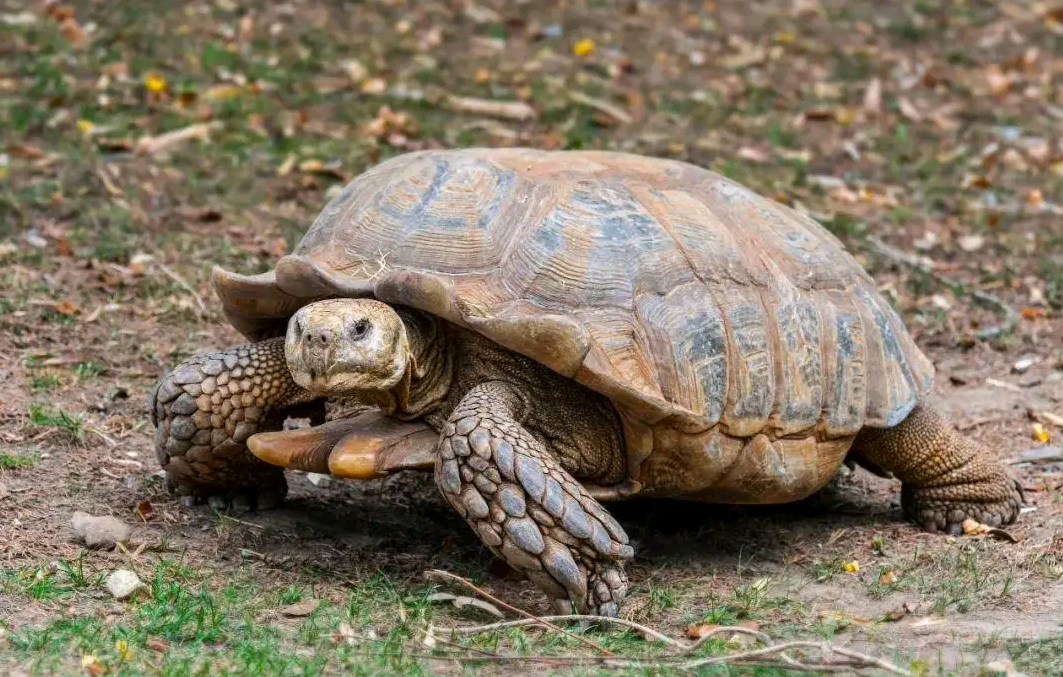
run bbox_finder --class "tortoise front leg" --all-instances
[149,337,319,511]
[435,381,634,616]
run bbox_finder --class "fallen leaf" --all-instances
[863,77,882,112]
[59,17,86,45]
[80,654,106,675]
[134,500,155,522]
[685,622,720,639]
[280,599,319,617]
[6,142,44,158]
[878,568,898,585]
[361,78,387,95]
[957,234,985,251]
[737,145,772,163]
[145,637,169,652]
[961,518,1020,543]
[339,59,367,83]
[54,300,80,316]
[203,84,244,101]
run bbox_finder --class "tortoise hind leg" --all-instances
[850,403,1023,533]
[150,337,319,512]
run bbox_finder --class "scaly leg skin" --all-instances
[149,337,318,512]
[852,403,1024,534]
[435,381,634,616]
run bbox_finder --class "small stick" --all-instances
[831,645,918,677]
[155,260,209,314]
[216,514,266,529]
[425,569,613,657]
[448,614,769,654]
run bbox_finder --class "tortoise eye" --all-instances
[351,319,370,339]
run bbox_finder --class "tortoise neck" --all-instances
[394,307,454,419]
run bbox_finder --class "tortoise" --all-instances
[149,147,1023,616]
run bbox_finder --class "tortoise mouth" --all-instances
[290,361,407,396]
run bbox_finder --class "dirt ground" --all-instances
[1,0,1062,674]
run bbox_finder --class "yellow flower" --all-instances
[116,639,133,660]
[1032,423,1050,443]
[144,72,167,93]
[573,38,596,57]
[76,119,95,134]
[842,560,860,572]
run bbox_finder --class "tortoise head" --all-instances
[285,298,413,410]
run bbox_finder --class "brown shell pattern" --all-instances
[215,148,933,500]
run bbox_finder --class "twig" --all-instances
[568,91,633,125]
[448,614,768,654]
[155,260,209,314]
[425,569,613,656]
[673,640,912,675]
[86,423,118,448]
[216,514,266,529]
[832,645,918,676]
[135,121,220,155]
[868,236,1019,340]
[444,95,537,121]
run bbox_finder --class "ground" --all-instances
[1,0,1062,674]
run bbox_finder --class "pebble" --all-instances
[105,569,145,601]
[70,511,131,549]
[306,472,331,488]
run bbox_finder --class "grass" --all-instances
[0,448,38,469]
[25,403,85,443]
[2,559,839,677]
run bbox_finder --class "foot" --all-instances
[435,382,634,616]
[902,477,1024,534]
[150,338,317,509]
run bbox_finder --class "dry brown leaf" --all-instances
[737,146,771,163]
[863,77,882,113]
[897,97,922,121]
[58,17,86,45]
[685,622,720,639]
[53,299,80,316]
[961,518,1020,543]
[6,142,45,158]
[134,500,155,522]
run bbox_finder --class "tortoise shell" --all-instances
[214,148,934,503]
